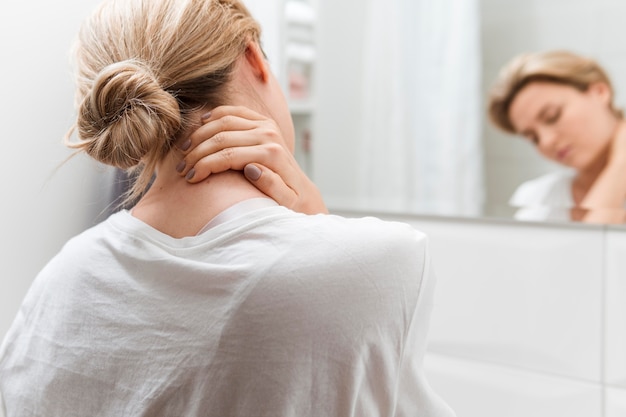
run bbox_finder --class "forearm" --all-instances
[580,208,626,224]
[581,161,626,224]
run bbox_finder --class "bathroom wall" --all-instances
[481,0,626,217]
[311,0,367,209]
[334,208,625,417]
[0,0,111,345]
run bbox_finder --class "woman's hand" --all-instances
[176,105,328,215]
[580,120,626,224]
[608,119,626,167]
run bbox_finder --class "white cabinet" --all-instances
[243,0,317,176]
[416,219,604,382]
[606,229,626,388]
[425,353,602,417]
[606,387,626,417]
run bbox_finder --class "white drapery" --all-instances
[357,0,484,216]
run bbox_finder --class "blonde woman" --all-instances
[0,1,455,416]
[488,50,626,224]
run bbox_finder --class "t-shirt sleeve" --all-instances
[393,244,457,417]
[0,388,5,417]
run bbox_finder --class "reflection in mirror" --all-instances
[480,0,626,225]
[314,0,484,219]
[313,0,626,225]
[487,50,626,225]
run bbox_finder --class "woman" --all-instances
[0,1,454,416]
[488,50,626,224]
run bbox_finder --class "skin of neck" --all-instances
[575,115,622,191]
[131,53,276,238]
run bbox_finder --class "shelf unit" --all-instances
[244,0,317,176]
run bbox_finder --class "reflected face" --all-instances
[509,81,618,172]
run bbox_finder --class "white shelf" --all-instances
[285,42,316,63]
[289,100,315,115]
[285,1,316,25]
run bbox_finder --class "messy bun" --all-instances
[75,60,181,169]
[65,0,261,207]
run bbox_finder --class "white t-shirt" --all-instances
[509,170,576,222]
[0,202,455,417]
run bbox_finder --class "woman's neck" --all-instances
[575,149,609,192]
[575,118,624,194]
[130,155,270,238]
[573,151,609,207]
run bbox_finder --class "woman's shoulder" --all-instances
[509,169,576,208]
[290,213,431,286]
[302,212,429,251]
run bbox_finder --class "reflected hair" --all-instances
[65,0,261,206]
[488,50,623,134]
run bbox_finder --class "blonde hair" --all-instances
[65,0,261,205]
[488,50,621,134]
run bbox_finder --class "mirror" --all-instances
[311,0,626,225]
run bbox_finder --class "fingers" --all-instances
[187,105,268,147]
[181,127,271,177]
[186,115,258,155]
[173,105,327,215]
[244,163,329,215]
[244,163,299,209]
[184,142,295,183]
[177,105,289,181]
[208,105,267,121]
[190,121,283,163]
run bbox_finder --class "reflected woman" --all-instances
[488,50,626,224]
[0,0,455,416]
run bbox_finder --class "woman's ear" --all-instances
[245,41,270,83]
[588,81,612,104]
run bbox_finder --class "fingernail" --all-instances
[176,160,186,173]
[244,164,262,181]
[180,139,192,151]
[201,111,212,121]
[186,168,195,181]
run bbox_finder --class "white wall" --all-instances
[481,0,626,217]
[242,0,284,82]
[312,0,367,208]
[0,1,112,344]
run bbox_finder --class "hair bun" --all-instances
[76,59,181,169]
